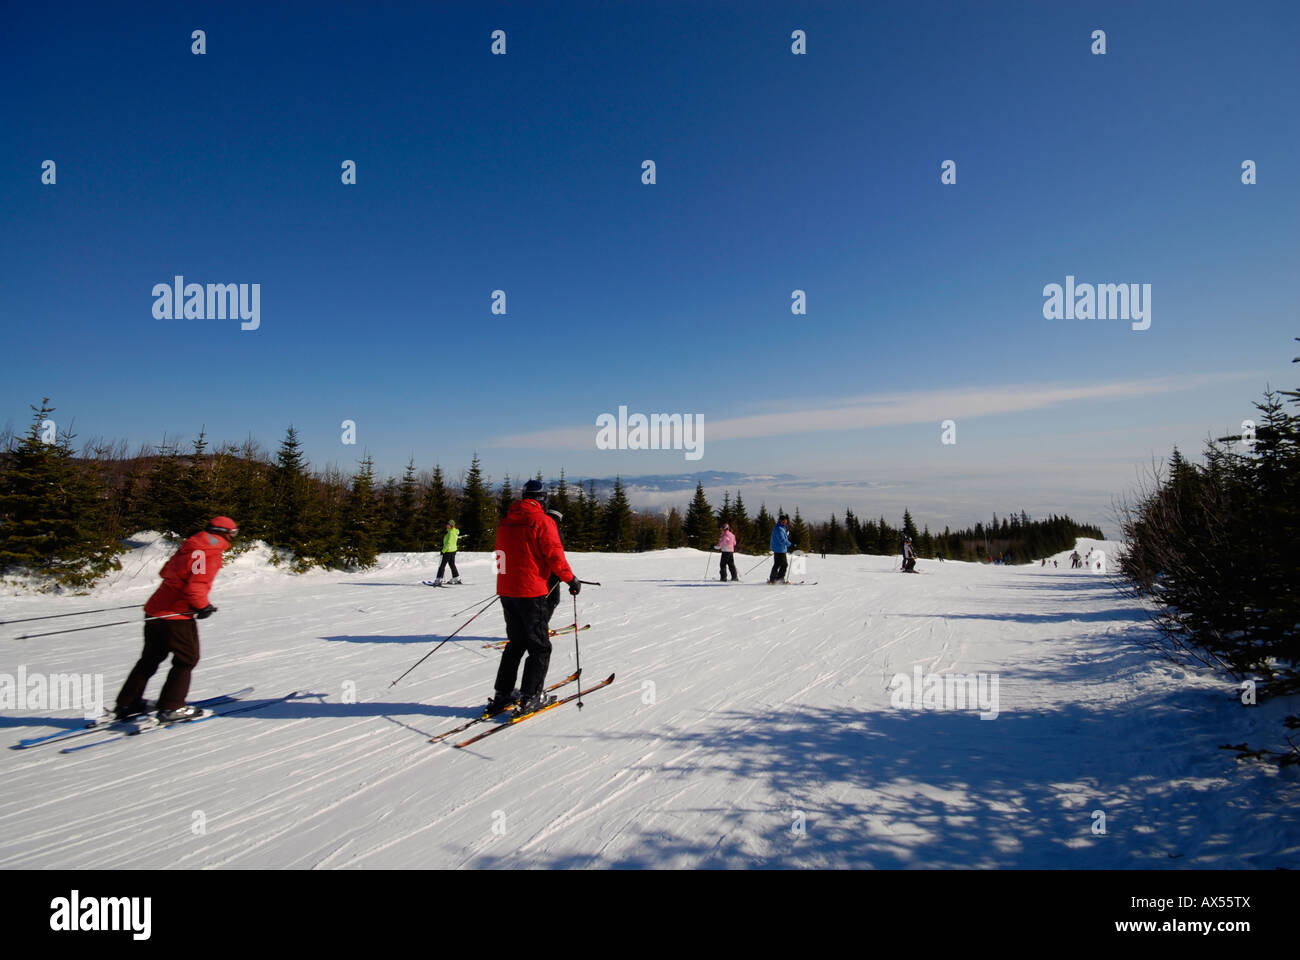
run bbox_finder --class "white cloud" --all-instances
[489,371,1257,450]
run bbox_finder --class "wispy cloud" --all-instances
[489,371,1258,450]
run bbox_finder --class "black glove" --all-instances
[568,579,581,596]
[192,605,217,620]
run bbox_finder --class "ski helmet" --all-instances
[721,523,730,530]
[522,478,547,502]
[778,513,789,523]
[206,516,238,540]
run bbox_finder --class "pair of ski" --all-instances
[481,623,590,649]
[429,669,615,749]
[13,687,253,750]
[422,580,466,587]
[12,688,292,754]
[62,688,298,754]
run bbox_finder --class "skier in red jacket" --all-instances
[487,480,579,716]
[113,517,237,721]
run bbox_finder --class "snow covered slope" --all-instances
[1,539,1296,869]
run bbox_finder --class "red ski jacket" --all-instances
[495,498,575,598]
[143,530,230,619]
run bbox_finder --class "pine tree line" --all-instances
[1118,339,1300,693]
[1,404,1101,585]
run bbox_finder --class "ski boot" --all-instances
[450,577,462,585]
[513,690,557,717]
[483,688,521,717]
[113,698,156,721]
[157,704,208,723]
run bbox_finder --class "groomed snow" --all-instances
[2,535,1296,869]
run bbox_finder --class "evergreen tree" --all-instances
[378,477,400,552]
[498,474,515,519]
[223,438,272,551]
[342,455,381,567]
[789,508,809,551]
[902,508,919,541]
[552,469,571,520]
[0,400,122,585]
[138,438,187,537]
[604,477,635,551]
[419,465,452,551]
[581,480,602,550]
[269,426,317,565]
[827,513,854,553]
[458,454,495,551]
[731,492,751,553]
[306,464,348,567]
[664,506,685,548]
[683,482,716,549]
[754,503,775,551]
[394,458,420,551]
[569,483,590,551]
[180,429,216,534]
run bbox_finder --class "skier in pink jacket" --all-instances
[715,523,739,581]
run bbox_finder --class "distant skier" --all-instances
[1070,550,1081,569]
[432,519,461,586]
[113,517,237,722]
[901,535,917,572]
[487,480,580,716]
[768,514,793,583]
[715,522,738,581]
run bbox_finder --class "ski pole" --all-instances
[16,613,182,640]
[1,603,140,626]
[452,592,498,617]
[390,594,501,687]
[743,554,769,577]
[702,549,711,580]
[572,592,583,710]
[577,580,601,586]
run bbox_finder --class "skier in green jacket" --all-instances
[433,519,461,585]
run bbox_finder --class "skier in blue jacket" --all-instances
[769,514,793,584]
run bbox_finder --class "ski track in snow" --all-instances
[2,538,1298,869]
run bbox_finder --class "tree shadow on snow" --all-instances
[457,658,1290,869]
[889,608,1150,625]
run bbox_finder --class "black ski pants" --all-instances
[769,552,788,583]
[495,595,553,700]
[719,551,738,580]
[116,617,200,713]
[436,551,459,579]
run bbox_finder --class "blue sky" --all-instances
[2,1,1297,530]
